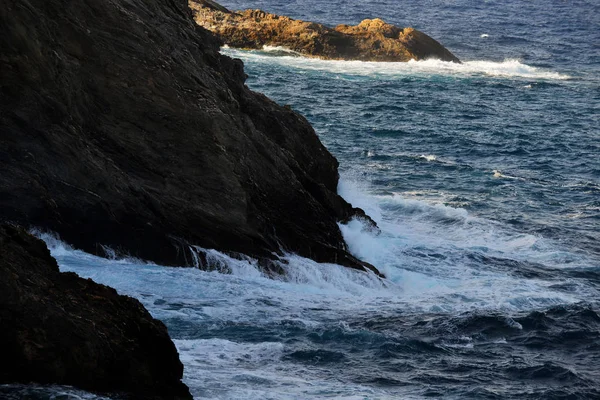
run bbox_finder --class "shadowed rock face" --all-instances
[190,0,460,63]
[0,224,191,399]
[0,0,381,275]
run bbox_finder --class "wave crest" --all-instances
[222,47,570,80]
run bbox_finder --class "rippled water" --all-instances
[20,0,600,398]
[219,43,600,260]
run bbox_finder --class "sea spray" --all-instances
[39,224,600,399]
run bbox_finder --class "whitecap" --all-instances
[419,154,437,162]
[492,170,521,180]
[221,47,571,80]
[32,177,595,316]
[174,338,284,367]
[261,45,302,56]
[337,175,594,310]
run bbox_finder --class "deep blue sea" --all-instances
[4,0,599,399]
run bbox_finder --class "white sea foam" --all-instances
[0,385,112,400]
[173,337,390,399]
[188,245,266,279]
[419,154,437,162]
[493,169,522,180]
[32,229,149,265]
[337,176,596,309]
[30,229,74,257]
[34,171,593,318]
[34,183,597,399]
[39,186,583,317]
[222,47,571,80]
[261,45,302,56]
[338,177,547,260]
[37,219,588,398]
[175,338,284,368]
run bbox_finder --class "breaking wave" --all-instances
[222,47,571,80]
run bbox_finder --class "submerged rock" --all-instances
[190,0,460,62]
[0,0,381,276]
[0,225,191,399]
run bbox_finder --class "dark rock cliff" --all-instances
[0,0,380,275]
[190,0,460,63]
[0,224,191,399]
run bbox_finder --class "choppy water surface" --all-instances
[39,0,600,399]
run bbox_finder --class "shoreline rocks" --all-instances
[0,0,382,276]
[0,225,192,399]
[190,0,460,63]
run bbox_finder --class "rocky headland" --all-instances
[0,0,380,276]
[0,0,386,395]
[0,224,191,399]
[190,0,460,62]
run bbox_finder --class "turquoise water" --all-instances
[15,1,600,398]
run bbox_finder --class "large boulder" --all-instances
[0,0,380,276]
[190,0,460,62]
[0,224,191,399]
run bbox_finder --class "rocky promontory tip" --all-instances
[0,225,191,399]
[190,0,460,63]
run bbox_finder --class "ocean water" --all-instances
[13,0,600,399]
